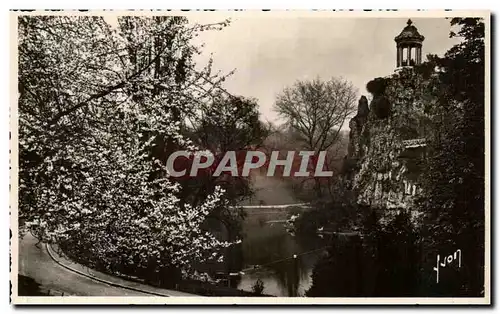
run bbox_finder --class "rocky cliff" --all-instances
[344,67,438,213]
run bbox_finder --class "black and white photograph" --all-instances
[10,10,490,305]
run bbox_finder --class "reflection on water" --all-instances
[236,220,327,296]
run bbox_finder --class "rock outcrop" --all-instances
[344,68,436,213]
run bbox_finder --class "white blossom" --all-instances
[19,15,235,278]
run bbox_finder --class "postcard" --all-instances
[10,9,490,305]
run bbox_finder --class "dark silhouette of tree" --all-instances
[417,17,485,297]
[306,233,363,297]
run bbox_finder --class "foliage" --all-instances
[416,17,485,296]
[306,210,421,297]
[370,96,392,119]
[293,195,357,236]
[18,15,238,279]
[366,77,389,96]
[366,78,392,119]
[180,93,271,239]
[306,232,363,296]
[190,92,270,153]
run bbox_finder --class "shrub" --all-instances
[366,77,389,96]
[251,279,265,295]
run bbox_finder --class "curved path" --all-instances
[18,233,196,297]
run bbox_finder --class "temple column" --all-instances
[396,46,399,67]
[407,46,411,66]
[399,47,403,66]
[397,46,401,67]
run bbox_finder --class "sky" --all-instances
[190,16,462,125]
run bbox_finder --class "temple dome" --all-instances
[395,19,425,44]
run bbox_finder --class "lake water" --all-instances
[208,174,328,296]
[236,218,327,297]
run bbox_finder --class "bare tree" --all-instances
[274,77,358,198]
[275,77,357,152]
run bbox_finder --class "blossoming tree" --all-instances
[18,15,236,278]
